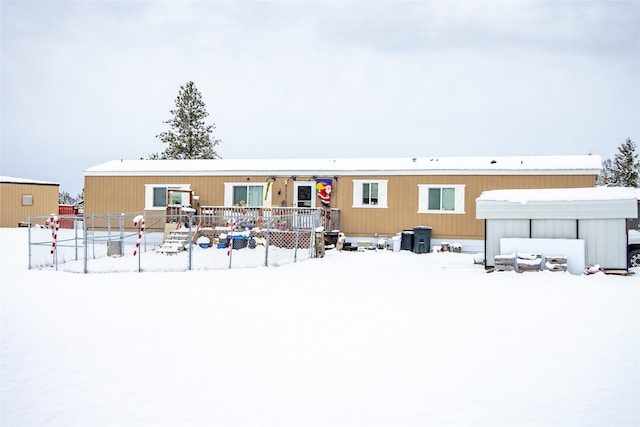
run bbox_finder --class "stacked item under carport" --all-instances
[516,252,542,272]
[494,253,516,271]
[545,255,568,272]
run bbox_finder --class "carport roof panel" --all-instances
[476,187,638,219]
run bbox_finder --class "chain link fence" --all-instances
[28,210,323,273]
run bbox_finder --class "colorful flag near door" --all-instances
[316,178,332,207]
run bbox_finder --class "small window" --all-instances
[22,195,33,206]
[144,184,191,210]
[153,187,167,207]
[353,180,387,208]
[419,185,465,214]
[224,183,269,207]
[363,182,379,205]
[428,188,455,211]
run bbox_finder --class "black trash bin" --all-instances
[413,226,432,254]
[400,230,414,251]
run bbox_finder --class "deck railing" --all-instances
[167,206,339,232]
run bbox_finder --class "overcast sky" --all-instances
[1,0,639,196]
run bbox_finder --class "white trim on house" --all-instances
[223,182,271,207]
[352,179,388,208]
[84,155,602,177]
[293,181,316,208]
[144,184,191,210]
[418,184,465,214]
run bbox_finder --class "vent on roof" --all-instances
[490,160,497,164]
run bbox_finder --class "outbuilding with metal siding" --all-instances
[476,187,638,272]
[0,176,59,228]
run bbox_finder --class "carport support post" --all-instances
[484,219,488,269]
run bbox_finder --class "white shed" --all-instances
[476,187,638,273]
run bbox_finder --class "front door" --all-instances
[294,183,315,208]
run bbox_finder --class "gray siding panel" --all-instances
[579,219,627,269]
[531,219,577,239]
[485,219,530,266]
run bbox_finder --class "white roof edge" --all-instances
[84,169,597,177]
[0,176,59,185]
[84,155,602,176]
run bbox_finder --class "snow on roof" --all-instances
[0,176,58,186]
[476,187,638,220]
[84,155,602,177]
[477,186,638,203]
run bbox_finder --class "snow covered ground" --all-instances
[1,227,639,427]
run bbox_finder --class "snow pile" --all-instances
[1,228,638,427]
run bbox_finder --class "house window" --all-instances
[363,182,378,205]
[353,180,388,208]
[144,184,191,210]
[418,185,465,214]
[224,183,269,207]
[22,195,33,206]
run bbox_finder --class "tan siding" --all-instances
[84,173,596,240]
[0,183,59,227]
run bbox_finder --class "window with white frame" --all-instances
[224,183,269,207]
[418,184,465,213]
[352,180,388,208]
[22,194,33,206]
[144,184,191,210]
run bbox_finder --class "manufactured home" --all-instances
[83,155,601,250]
[0,176,59,228]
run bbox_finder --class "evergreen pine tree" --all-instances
[151,81,222,159]
[597,158,614,186]
[609,138,639,187]
[59,191,74,205]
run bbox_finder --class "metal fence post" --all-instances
[293,227,299,263]
[83,218,88,273]
[264,218,271,267]
[120,213,125,254]
[137,218,142,273]
[74,216,79,261]
[91,214,95,259]
[188,220,193,271]
[228,227,234,269]
[28,219,32,270]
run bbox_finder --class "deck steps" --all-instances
[158,229,191,254]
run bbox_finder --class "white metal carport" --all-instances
[476,187,638,272]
